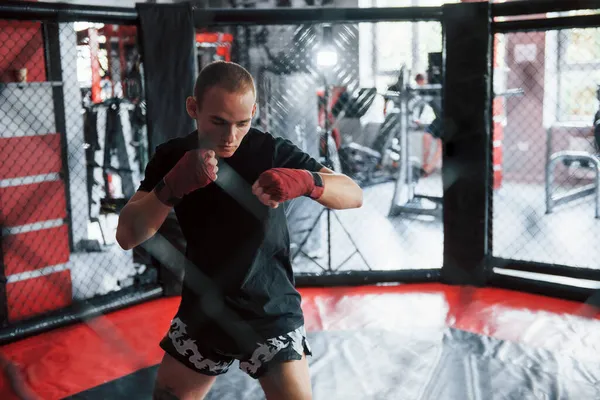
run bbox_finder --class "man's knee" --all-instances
[153,353,218,400]
[258,357,313,400]
[266,388,312,400]
[261,378,313,400]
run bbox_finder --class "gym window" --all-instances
[358,0,458,123]
[542,10,600,126]
[556,27,600,123]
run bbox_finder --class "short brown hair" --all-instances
[194,61,256,107]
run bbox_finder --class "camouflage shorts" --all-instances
[159,317,311,379]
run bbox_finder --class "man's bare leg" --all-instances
[258,355,312,400]
[153,353,217,400]
[422,134,443,176]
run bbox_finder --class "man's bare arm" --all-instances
[252,166,363,210]
[314,167,363,210]
[116,190,172,250]
[117,149,219,250]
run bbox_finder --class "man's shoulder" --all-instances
[240,127,278,153]
[244,128,298,150]
[153,131,197,157]
[245,127,274,142]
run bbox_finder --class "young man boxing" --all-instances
[116,61,363,400]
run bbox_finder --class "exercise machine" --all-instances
[387,67,444,219]
[324,69,411,188]
[325,87,382,184]
[386,69,524,219]
[545,85,600,218]
[545,150,600,218]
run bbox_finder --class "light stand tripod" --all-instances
[291,77,371,272]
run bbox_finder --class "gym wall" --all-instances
[0,20,75,323]
[0,17,153,329]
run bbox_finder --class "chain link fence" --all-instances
[214,21,445,275]
[492,27,600,270]
[0,16,446,330]
[0,19,153,328]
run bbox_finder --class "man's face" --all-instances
[187,86,256,158]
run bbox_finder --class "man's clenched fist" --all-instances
[155,149,218,206]
[252,168,323,208]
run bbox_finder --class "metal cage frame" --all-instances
[1,0,600,345]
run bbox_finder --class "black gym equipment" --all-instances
[332,69,422,188]
[333,88,393,185]
[83,98,146,246]
[334,60,443,196]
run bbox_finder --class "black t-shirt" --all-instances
[138,128,323,350]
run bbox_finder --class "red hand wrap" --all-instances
[257,168,324,202]
[155,149,216,206]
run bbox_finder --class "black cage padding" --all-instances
[136,3,197,152]
[441,2,492,286]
